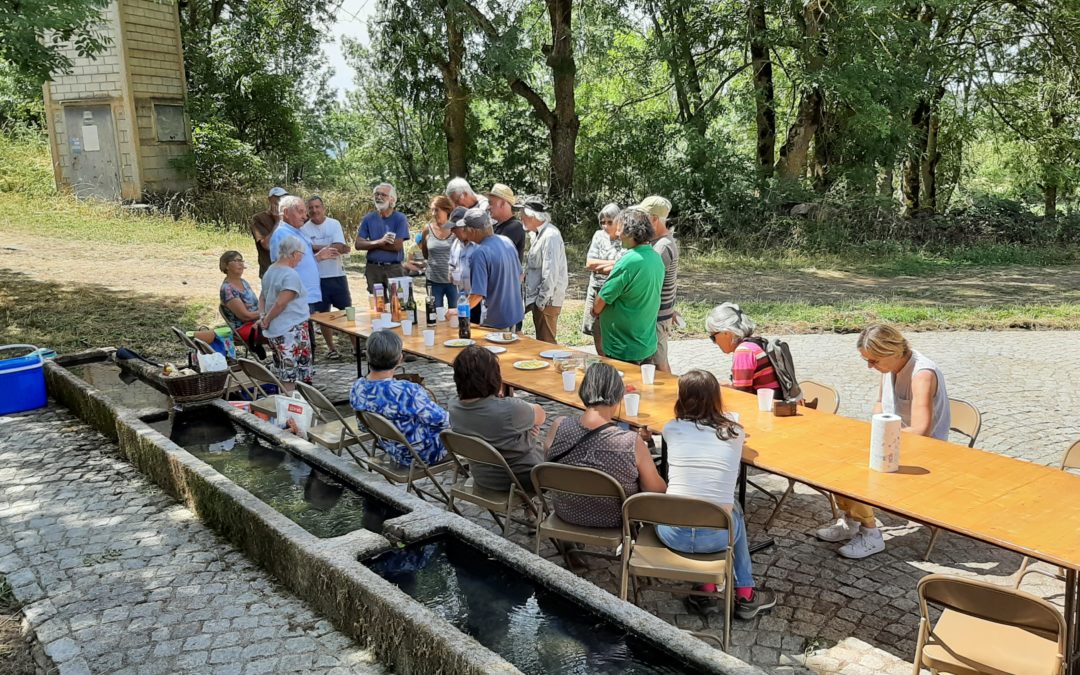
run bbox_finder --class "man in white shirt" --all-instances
[302,195,351,358]
[445,177,489,213]
[518,197,568,343]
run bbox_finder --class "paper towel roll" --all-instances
[869,413,901,472]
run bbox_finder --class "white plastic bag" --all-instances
[196,351,229,373]
[275,392,314,436]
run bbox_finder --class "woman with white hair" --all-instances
[519,197,568,343]
[259,235,313,388]
[705,302,780,399]
[582,203,622,354]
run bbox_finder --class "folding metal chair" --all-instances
[531,462,625,569]
[440,430,538,536]
[356,410,458,506]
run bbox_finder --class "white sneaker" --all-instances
[815,517,859,543]
[838,528,885,559]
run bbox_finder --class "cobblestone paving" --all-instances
[317,329,1078,673]
[0,407,383,675]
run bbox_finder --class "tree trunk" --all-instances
[775,90,821,182]
[878,165,894,199]
[919,107,941,212]
[545,0,579,198]
[1044,108,1063,220]
[671,3,706,137]
[749,0,775,180]
[442,3,468,178]
[902,98,930,217]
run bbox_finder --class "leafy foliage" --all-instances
[0,0,111,83]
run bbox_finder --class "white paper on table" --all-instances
[82,125,100,152]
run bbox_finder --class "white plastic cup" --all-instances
[401,319,413,336]
[423,330,435,347]
[345,306,356,321]
[371,319,384,331]
[727,411,741,424]
[436,307,447,322]
[562,370,576,392]
[640,363,656,385]
[757,389,774,412]
[381,312,392,323]
[624,393,641,417]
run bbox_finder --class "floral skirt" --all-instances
[268,321,313,384]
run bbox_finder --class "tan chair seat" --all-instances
[451,477,527,510]
[538,512,622,549]
[307,419,371,449]
[921,608,1062,675]
[368,454,455,483]
[627,525,728,585]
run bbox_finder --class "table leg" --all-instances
[353,336,363,379]
[1067,568,1079,675]
[738,464,748,510]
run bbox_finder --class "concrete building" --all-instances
[43,0,194,200]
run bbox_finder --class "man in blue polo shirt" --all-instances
[464,208,524,330]
[269,195,339,309]
[355,182,410,294]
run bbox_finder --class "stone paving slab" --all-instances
[0,406,383,675]
[312,329,1077,673]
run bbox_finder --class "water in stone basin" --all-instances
[66,361,171,412]
[365,537,693,674]
[152,407,401,538]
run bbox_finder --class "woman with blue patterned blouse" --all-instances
[350,330,449,466]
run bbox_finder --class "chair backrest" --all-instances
[622,493,732,536]
[235,357,283,399]
[171,326,198,351]
[1061,439,1080,472]
[440,430,513,472]
[917,574,1065,644]
[948,398,982,447]
[531,462,627,501]
[799,379,840,414]
[295,381,338,423]
[357,410,412,451]
[192,337,216,356]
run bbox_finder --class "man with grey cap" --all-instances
[446,207,480,322]
[519,196,568,343]
[461,208,524,330]
[635,195,679,373]
[250,187,287,277]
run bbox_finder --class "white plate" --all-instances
[484,346,507,354]
[539,350,574,359]
[485,333,519,344]
[443,339,475,347]
[513,360,550,370]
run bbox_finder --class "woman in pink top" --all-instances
[705,303,781,398]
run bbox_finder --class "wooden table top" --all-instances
[313,309,1080,570]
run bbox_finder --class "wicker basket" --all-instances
[163,369,229,405]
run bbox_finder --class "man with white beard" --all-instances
[355,182,410,294]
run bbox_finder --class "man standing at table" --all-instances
[355,183,410,294]
[634,195,678,373]
[519,197,567,343]
[463,208,524,330]
[302,194,351,358]
[251,187,287,278]
[486,183,525,261]
[591,209,664,364]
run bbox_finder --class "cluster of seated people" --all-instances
[348,308,952,621]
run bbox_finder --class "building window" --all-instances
[154,104,187,142]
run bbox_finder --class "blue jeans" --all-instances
[429,283,458,309]
[656,505,753,589]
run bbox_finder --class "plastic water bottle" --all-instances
[457,296,471,339]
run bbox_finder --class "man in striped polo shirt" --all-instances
[634,196,678,373]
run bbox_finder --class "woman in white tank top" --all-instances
[815,324,951,560]
[657,370,775,620]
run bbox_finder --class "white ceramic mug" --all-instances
[423,330,435,347]
[624,393,641,417]
[640,363,656,385]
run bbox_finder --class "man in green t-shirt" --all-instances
[591,209,665,363]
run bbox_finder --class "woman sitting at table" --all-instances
[218,250,267,360]
[705,302,781,399]
[816,323,951,559]
[350,329,449,467]
[658,369,776,619]
[543,363,666,528]
[449,346,546,490]
[259,235,313,388]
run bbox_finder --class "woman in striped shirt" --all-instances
[705,303,781,399]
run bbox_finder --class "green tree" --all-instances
[0,0,111,83]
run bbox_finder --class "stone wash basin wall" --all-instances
[45,351,763,675]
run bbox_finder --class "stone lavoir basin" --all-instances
[44,349,763,675]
